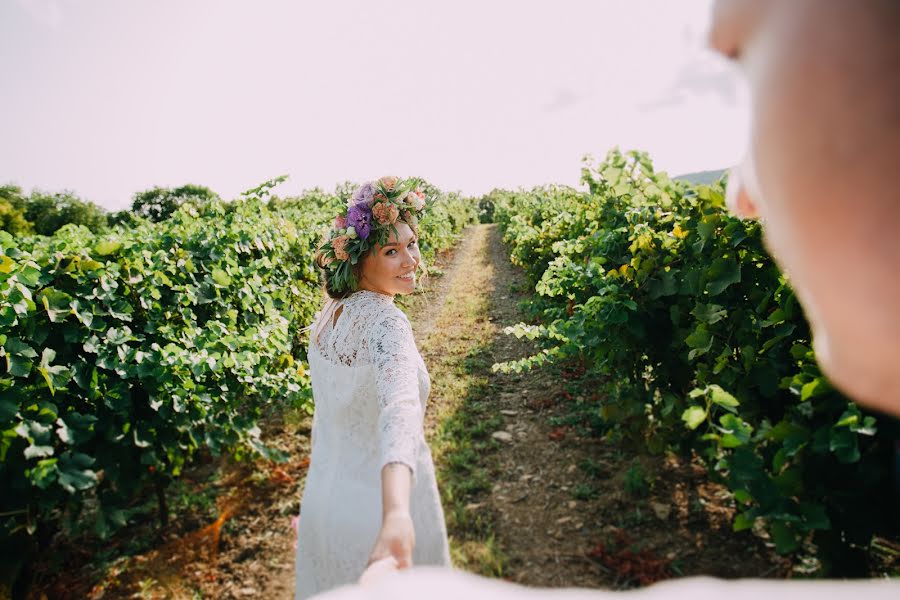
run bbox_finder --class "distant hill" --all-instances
[673,169,727,185]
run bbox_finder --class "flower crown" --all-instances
[318,176,429,293]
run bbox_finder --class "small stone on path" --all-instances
[500,409,519,416]
[651,501,672,520]
[491,431,514,442]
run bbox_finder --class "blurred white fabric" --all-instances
[314,565,900,600]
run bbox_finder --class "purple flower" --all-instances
[347,202,372,240]
[350,182,376,208]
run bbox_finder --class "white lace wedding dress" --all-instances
[294,289,452,599]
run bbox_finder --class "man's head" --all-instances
[708,0,900,416]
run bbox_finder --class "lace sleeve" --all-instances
[366,307,423,484]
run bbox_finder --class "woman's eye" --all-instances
[386,241,416,256]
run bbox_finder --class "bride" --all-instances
[294,176,452,599]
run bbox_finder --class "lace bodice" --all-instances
[312,289,398,367]
[307,289,429,482]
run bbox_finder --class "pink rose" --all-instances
[378,176,398,192]
[404,189,426,211]
[332,235,350,260]
[334,214,347,229]
[412,190,426,210]
[372,201,400,225]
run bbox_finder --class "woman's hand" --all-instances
[366,510,415,570]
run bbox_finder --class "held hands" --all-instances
[364,510,415,575]
[359,556,400,586]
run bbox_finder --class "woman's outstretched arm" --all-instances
[380,462,412,520]
[365,462,415,569]
[365,309,424,569]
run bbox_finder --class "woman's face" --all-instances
[357,222,421,298]
[709,0,900,415]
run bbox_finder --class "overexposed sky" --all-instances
[0,0,748,210]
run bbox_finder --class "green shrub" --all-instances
[491,149,896,571]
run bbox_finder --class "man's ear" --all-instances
[725,160,761,220]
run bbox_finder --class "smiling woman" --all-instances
[296,177,451,598]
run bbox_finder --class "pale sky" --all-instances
[0,0,749,211]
